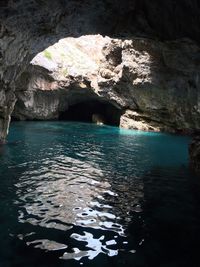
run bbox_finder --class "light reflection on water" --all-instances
[15,151,144,260]
[1,121,199,267]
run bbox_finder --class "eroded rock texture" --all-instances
[1,0,200,141]
[13,36,200,133]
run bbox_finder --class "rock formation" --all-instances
[12,35,200,133]
[0,0,200,172]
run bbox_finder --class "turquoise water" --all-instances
[0,121,200,267]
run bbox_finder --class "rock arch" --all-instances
[1,0,200,141]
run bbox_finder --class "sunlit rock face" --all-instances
[1,0,200,140]
[13,35,200,133]
[12,35,109,121]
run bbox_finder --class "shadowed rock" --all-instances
[0,0,200,175]
[189,136,200,173]
[11,36,200,133]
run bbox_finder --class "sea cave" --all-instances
[1,1,200,267]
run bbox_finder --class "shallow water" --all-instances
[0,121,200,267]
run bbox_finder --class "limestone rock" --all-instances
[11,36,200,134]
[120,110,161,132]
[12,35,109,121]
[0,0,200,140]
[1,0,200,141]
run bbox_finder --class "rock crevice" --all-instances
[11,35,200,133]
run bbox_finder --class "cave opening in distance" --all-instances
[59,99,122,127]
[11,35,124,126]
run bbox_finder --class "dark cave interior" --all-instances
[59,99,122,126]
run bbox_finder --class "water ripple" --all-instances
[0,121,195,266]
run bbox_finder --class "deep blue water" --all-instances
[0,121,200,267]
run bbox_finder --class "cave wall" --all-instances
[11,35,200,133]
[1,0,200,141]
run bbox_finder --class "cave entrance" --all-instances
[59,99,122,126]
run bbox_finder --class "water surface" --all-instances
[0,121,200,267]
